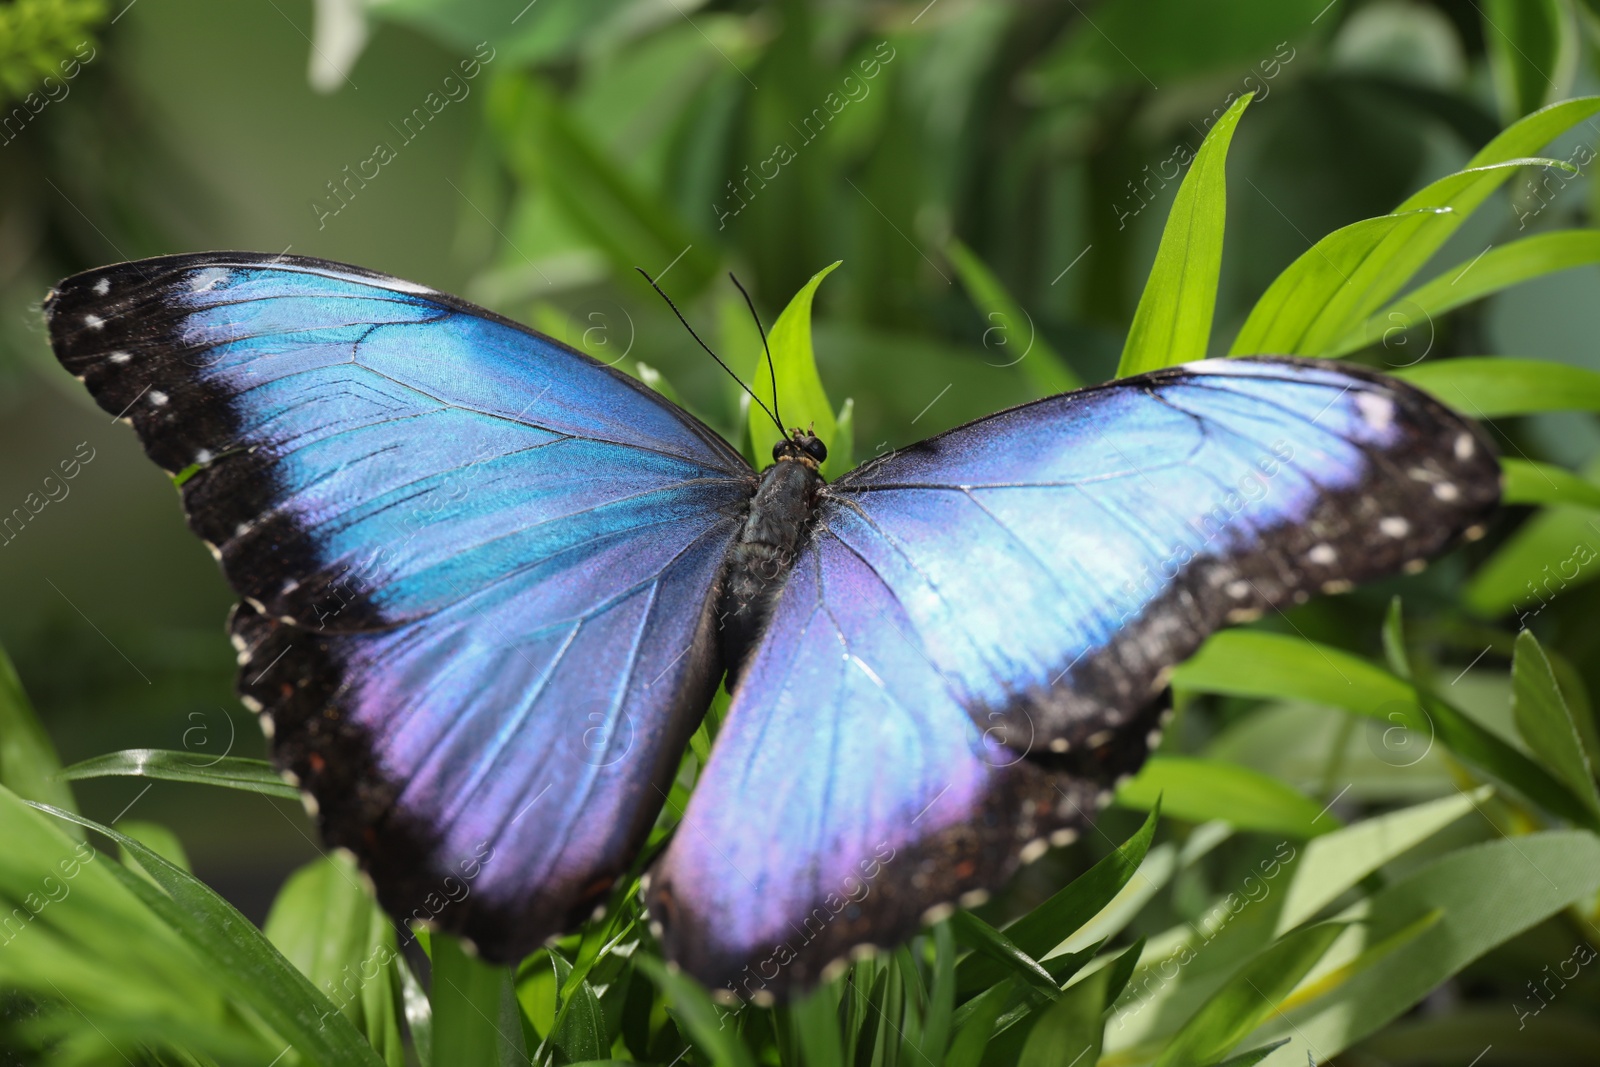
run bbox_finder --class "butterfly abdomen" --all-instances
[718,456,824,683]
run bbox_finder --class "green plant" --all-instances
[7,89,1600,1064]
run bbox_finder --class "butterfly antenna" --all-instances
[728,272,784,435]
[634,267,784,435]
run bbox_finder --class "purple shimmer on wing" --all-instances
[654,533,999,971]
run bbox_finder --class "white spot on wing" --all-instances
[382,277,438,296]
[1355,391,1395,432]
[149,390,169,407]
[1226,579,1250,599]
[1455,433,1475,460]
[84,313,103,330]
[92,278,110,296]
[1434,482,1460,502]
[109,351,130,364]
[1019,838,1049,864]
[1308,543,1336,565]
[1379,516,1410,538]
[189,267,232,292]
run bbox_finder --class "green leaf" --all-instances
[947,238,1081,395]
[1349,230,1600,346]
[748,261,848,478]
[1273,789,1487,937]
[1116,93,1252,377]
[1115,756,1335,837]
[1017,966,1106,1067]
[1104,794,1489,1055]
[1291,159,1569,356]
[944,979,1010,1067]
[1100,938,1147,1010]
[0,642,76,814]
[1464,490,1600,617]
[56,750,299,800]
[1503,458,1600,509]
[791,982,846,1067]
[28,800,387,1067]
[1484,0,1580,121]
[1208,1038,1291,1067]
[1276,93,1600,354]
[400,951,434,1066]
[1026,0,1320,97]
[1174,632,1593,827]
[117,820,192,875]
[1395,357,1600,417]
[265,852,406,1066]
[635,957,756,1067]
[1174,631,1413,719]
[958,806,1158,993]
[488,74,717,296]
[0,785,274,1062]
[431,937,523,1067]
[1512,631,1600,818]
[1247,832,1600,1061]
[1381,596,1410,681]
[1229,210,1446,357]
[950,911,1059,997]
[921,920,958,1065]
[1155,923,1346,1067]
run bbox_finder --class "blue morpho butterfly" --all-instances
[46,253,1499,1002]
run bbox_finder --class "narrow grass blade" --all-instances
[1229,211,1439,357]
[1018,966,1106,1067]
[957,806,1158,993]
[1115,756,1335,838]
[1346,230,1600,348]
[27,800,386,1066]
[635,957,755,1067]
[1396,356,1600,417]
[431,936,523,1067]
[947,238,1081,395]
[1502,458,1600,509]
[1117,94,1251,377]
[265,852,405,1065]
[0,642,77,814]
[747,262,848,477]
[1512,631,1600,818]
[1153,923,1346,1067]
[57,750,298,800]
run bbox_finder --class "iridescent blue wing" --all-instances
[825,356,1499,754]
[647,529,1158,999]
[650,357,1499,994]
[46,253,753,959]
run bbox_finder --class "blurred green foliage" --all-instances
[7,0,1600,1064]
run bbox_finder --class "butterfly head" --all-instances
[773,427,828,469]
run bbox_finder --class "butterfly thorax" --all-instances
[718,442,826,684]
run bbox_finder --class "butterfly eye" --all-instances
[803,437,828,462]
[772,440,788,462]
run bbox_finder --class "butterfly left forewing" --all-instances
[47,253,753,959]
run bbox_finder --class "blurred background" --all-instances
[3,0,1600,1057]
